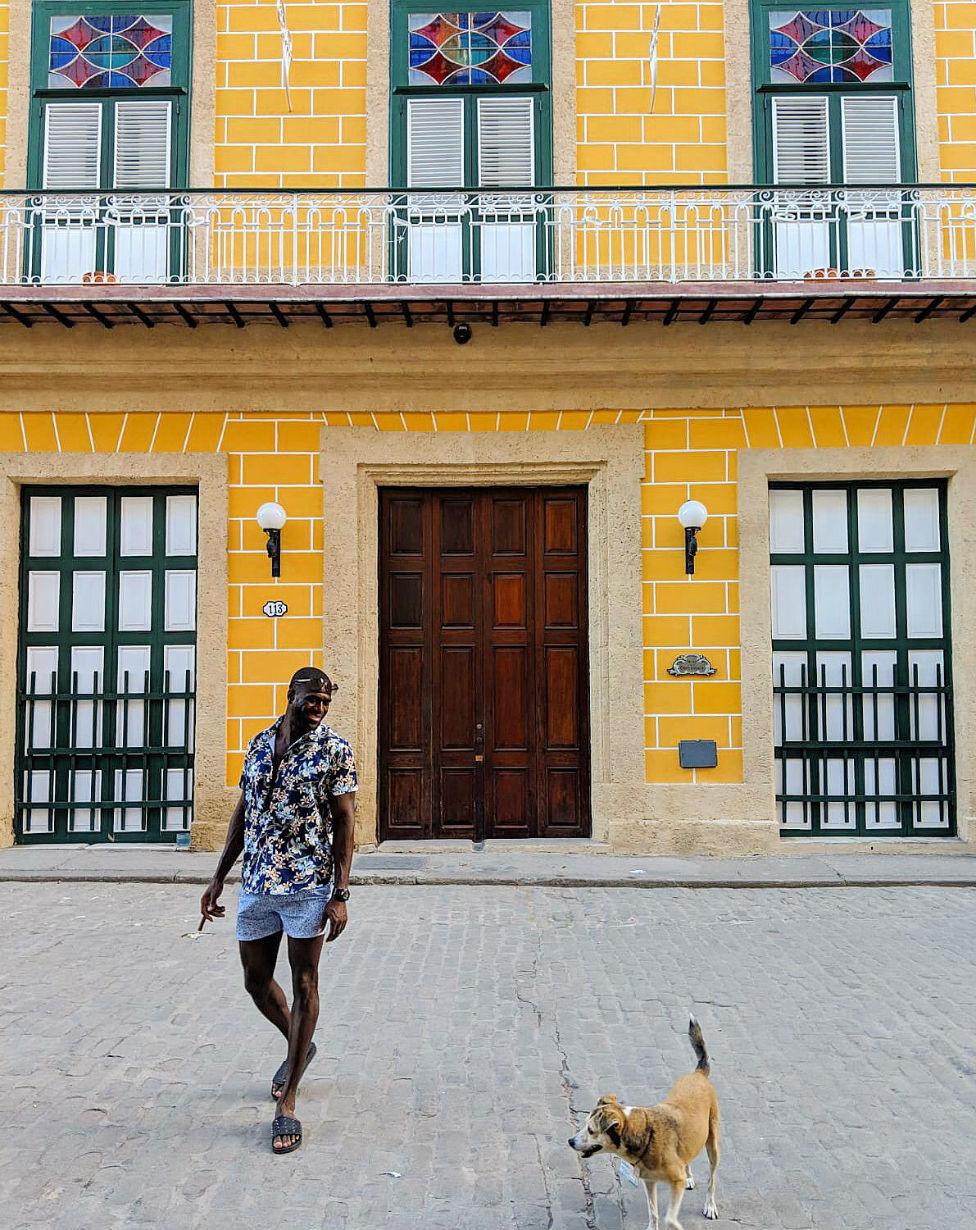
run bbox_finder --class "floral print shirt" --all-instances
[239,718,358,895]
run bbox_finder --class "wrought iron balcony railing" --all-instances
[2,185,976,289]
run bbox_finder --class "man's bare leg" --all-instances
[273,934,325,1152]
[239,932,290,1038]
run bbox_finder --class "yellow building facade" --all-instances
[1,0,975,855]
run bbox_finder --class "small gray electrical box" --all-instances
[678,739,718,769]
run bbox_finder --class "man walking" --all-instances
[200,667,357,1155]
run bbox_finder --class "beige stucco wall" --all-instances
[2,319,976,415]
[0,451,228,848]
[320,425,647,847]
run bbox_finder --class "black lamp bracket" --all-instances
[264,527,282,578]
[684,526,700,575]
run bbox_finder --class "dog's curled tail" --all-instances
[688,1016,710,1074]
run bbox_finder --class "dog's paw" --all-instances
[684,1173,696,1190]
[702,1199,718,1220]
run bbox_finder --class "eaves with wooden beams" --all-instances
[3,184,976,329]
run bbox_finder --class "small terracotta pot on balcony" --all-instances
[803,267,876,280]
[82,271,118,284]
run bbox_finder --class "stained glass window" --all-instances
[768,9,893,84]
[409,11,532,85]
[48,14,173,89]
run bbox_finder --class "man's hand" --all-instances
[324,897,348,943]
[199,879,226,927]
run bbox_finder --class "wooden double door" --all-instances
[379,486,590,841]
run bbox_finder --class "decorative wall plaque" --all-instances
[262,600,288,618]
[667,653,717,677]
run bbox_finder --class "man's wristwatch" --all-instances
[332,886,350,902]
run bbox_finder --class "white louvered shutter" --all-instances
[43,103,102,189]
[406,98,464,188]
[113,100,173,283]
[477,97,534,187]
[114,100,172,188]
[841,95,903,276]
[841,95,900,183]
[405,98,464,281]
[771,95,830,184]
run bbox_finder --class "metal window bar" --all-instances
[15,677,196,843]
[774,669,954,837]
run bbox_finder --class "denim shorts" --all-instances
[236,886,333,941]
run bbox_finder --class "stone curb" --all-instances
[2,869,974,888]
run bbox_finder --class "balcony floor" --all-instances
[0,280,975,329]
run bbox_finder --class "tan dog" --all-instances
[568,1017,720,1229]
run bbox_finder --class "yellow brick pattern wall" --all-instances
[4,410,639,788]
[0,3,969,190]
[936,3,976,179]
[5,404,973,792]
[216,0,368,187]
[641,403,974,785]
[576,0,728,184]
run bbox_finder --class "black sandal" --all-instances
[271,1042,317,1100]
[271,1114,303,1155]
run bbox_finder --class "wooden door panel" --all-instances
[546,768,580,828]
[379,486,589,841]
[544,573,578,629]
[388,497,424,555]
[388,647,424,750]
[492,573,527,629]
[543,497,578,554]
[439,646,476,750]
[440,768,476,830]
[492,768,531,831]
[490,496,527,555]
[388,572,424,629]
[442,573,475,628]
[387,769,424,833]
[544,646,579,749]
[492,646,530,751]
[440,497,475,555]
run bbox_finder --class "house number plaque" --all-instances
[262,600,288,618]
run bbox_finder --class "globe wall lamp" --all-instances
[677,499,708,575]
[256,501,287,578]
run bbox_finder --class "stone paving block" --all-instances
[2,884,975,1228]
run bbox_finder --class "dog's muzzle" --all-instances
[568,1137,602,1157]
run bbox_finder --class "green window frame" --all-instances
[750,1,918,277]
[389,1,553,187]
[28,2,192,190]
[16,486,198,845]
[770,480,955,838]
[27,3,192,284]
[389,2,553,282]
[750,0,917,184]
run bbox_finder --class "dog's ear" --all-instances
[605,1122,622,1147]
[597,1094,619,1106]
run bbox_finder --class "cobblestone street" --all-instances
[2,883,974,1230]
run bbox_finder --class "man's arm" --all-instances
[199,792,245,924]
[323,791,355,942]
